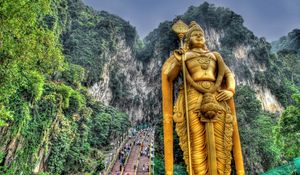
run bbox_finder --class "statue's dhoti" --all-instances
[173,81,234,175]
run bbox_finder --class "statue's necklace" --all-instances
[191,49,210,70]
[197,56,210,70]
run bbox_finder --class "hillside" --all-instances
[0,0,299,174]
[0,0,130,174]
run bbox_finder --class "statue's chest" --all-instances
[186,54,215,70]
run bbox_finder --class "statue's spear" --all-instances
[172,20,193,175]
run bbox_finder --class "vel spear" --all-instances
[171,20,193,175]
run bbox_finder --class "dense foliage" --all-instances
[254,48,300,107]
[58,0,139,86]
[0,0,63,126]
[235,86,281,173]
[276,93,300,161]
[0,0,299,174]
[271,29,300,163]
[0,0,130,174]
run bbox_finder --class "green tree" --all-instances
[235,86,281,173]
[90,113,112,147]
[0,0,64,126]
[276,93,300,160]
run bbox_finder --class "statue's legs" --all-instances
[214,111,233,175]
[189,110,208,175]
[206,93,233,175]
[187,88,208,175]
[174,88,233,175]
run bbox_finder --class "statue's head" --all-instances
[185,21,207,50]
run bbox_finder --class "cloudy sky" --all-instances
[82,0,300,42]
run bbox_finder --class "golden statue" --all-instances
[161,20,245,175]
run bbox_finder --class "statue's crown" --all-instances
[186,21,204,39]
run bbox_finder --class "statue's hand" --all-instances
[173,48,186,62]
[216,90,233,101]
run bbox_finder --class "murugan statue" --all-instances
[162,20,245,175]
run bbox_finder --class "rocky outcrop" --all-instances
[85,5,285,122]
[88,38,150,121]
[271,29,300,54]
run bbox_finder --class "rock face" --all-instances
[87,39,152,121]
[84,4,285,120]
[59,0,153,122]
[86,38,164,122]
[254,85,284,113]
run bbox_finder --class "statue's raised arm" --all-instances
[161,20,245,175]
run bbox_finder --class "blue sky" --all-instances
[82,0,300,42]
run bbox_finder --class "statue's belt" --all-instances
[180,80,215,90]
[192,80,215,91]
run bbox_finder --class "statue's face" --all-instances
[190,30,205,48]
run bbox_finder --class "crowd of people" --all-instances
[137,128,154,173]
[118,142,132,171]
[109,127,154,175]
[139,135,150,159]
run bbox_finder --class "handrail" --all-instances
[148,132,154,175]
[148,144,152,175]
[148,141,152,175]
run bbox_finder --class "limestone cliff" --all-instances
[1,0,298,174]
[83,4,286,118]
